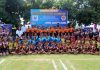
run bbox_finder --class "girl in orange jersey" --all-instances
[61,27,65,35]
[26,26,31,36]
[69,25,74,36]
[50,27,56,36]
[31,26,35,36]
[65,26,69,35]
[36,28,40,36]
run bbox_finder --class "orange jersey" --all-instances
[26,28,31,32]
[58,29,64,33]
[59,29,64,33]
[70,27,74,32]
[65,28,69,33]
[31,28,34,33]
[44,29,47,33]
[50,28,55,33]
[35,29,38,33]
[56,29,59,32]
[39,29,43,33]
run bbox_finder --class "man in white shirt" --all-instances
[21,24,26,33]
[25,22,31,29]
[16,27,23,37]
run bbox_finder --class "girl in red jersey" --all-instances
[21,41,27,55]
[29,44,36,54]
[61,43,67,54]
[15,43,21,55]
[44,42,49,54]
[88,41,95,54]
[37,42,44,54]
[51,41,57,54]
[0,38,3,55]
[56,43,60,53]
[2,37,9,55]
[21,39,29,54]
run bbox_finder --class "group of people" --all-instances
[0,25,100,56]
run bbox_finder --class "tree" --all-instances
[40,0,54,9]
[88,0,100,23]
[5,0,26,26]
[0,0,7,20]
[76,0,100,25]
[54,0,78,21]
[0,0,100,26]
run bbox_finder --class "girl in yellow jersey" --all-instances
[8,37,13,54]
[97,41,100,53]
[97,37,100,49]
[13,38,19,54]
[61,36,65,44]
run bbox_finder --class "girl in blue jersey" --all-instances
[48,35,52,42]
[42,34,47,43]
[31,37,36,46]
[55,35,61,43]
[27,36,32,46]
[51,34,56,42]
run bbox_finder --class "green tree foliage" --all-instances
[54,0,78,20]
[5,0,26,26]
[0,0,100,26]
[89,0,100,23]
[0,0,7,21]
[75,0,100,25]
[40,0,54,9]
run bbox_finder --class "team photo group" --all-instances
[0,24,100,56]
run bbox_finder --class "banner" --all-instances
[30,9,68,27]
[0,24,12,32]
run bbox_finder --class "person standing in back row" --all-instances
[69,25,74,36]
[94,29,99,41]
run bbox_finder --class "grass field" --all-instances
[0,54,100,70]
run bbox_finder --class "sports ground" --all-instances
[0,54,100,70]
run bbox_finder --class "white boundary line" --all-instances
[0,59,5,64]
[66,61,76,70]
[59,59,67,70]
[52,60,58,70]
